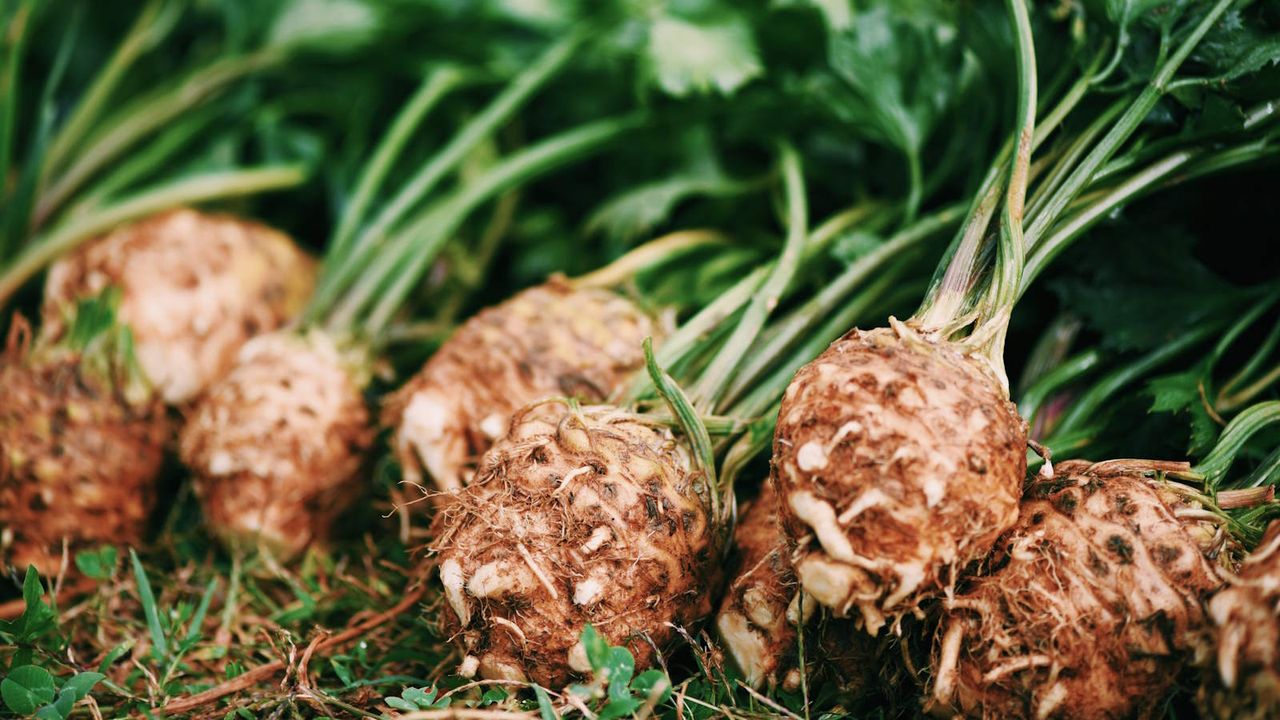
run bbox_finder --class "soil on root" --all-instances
[0,350,167,576]
[383,279,660,493]
[430,398,715,688]
[926,462,1222,720]
[1197,520,1280,720]
[43,208,315,405]
[179,331,372,559]
[772,323,1026,634]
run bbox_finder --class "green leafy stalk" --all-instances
[643,338,722,534]
[1196,401,1280,488]
[1021,0,1236,250]
[0,165,306,307]
[34,48,288,228]
[328,114,645,336]
[39,0,180,180]
[968,0,1037,382]
[326,65,468,265]
[571,229,728,289]
[687,141,807,412]
[0,0,35,200]
[313,33,582,318]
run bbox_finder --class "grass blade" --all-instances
[129,549,168,661]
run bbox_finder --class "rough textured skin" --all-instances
[384,280,659,492]
[432,399,714,687]
[714,481,896,702]
[1197,520,1280,720]
[927,462,1223,720]
[0,333,167,576]
[180,331,372,558]
[44,209,315,404]
[715,481,808,689]
[773,323,1025,633]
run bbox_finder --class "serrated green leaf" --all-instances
[2,665,56,715]
[648,14,763,97]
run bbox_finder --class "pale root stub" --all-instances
[384,280,660,492]
[714,481,898,702]
[180,331,372,558]
[927,463,1222,720]
[773,324,1026,634]
[43,208,315,404]
[715,482,809,689]
[431,399,714,688]
[1197,520,1280,720]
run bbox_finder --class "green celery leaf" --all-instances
[648,14,763,97]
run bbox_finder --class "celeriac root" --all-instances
[1197,520,1280,720]
[773,322,1026,633]
[385,279,660,492]
[180,330,372,558]
[431,399,714,687]
[0,321,167,575]
[926,461,1222,719]
[43,209,315,404]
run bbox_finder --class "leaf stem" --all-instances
[338,114,645,336]
[687,141,807,412]
[0,165,306,307]
[326,65,468,268]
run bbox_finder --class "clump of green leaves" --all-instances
[0,569,104,719]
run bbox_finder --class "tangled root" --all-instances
[180,331,372,558]
[926,461,1222,719]
[715,481,810,689]
[714,481,911,705]
[773,323,1025,633]
[384,279,659,492]
[431,399,714,687]
[1197,520,1280,719]
[0,332,167,575]
[44,209,315,404]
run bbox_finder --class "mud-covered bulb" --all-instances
[43,208,315,405]
[772,322,1026,633]
[927,463,1222,719]
[0,323,167,575]
[385,279,661,492]
[431,399,715,687]
[179,330,372,558]
[1197,520,1280,720]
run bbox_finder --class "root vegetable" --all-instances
[178,331,372,557]
[385,279,660,491]
[431,398,714,686]
[1197,520,1280,720]
[773,321,1025,633]
[926,460,1222,719]
[0,316,167,576]
[715,482,808,689]
[43,209,315,404]
[714,480,913,705]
